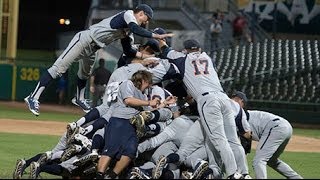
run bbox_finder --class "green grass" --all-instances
[293,128,320,139]
[0,104,81,122]
[0,132,60,179]
[246,150,320,179]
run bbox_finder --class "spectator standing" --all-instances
[210,17,223,51]
[90,58,112,107]
[232,15,252,46]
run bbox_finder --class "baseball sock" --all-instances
[76,76,87,101]
[25,153,42,167]
[40,163,63,176]
[166,153,180,163]
[31,70,53,100]
[76,108,100,127]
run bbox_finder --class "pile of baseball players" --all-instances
[13,4,303,179]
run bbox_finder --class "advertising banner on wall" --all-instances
[237,0,320,34]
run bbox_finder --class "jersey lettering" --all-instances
[191,59,209,75]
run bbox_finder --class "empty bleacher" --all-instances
[215,39,320,106]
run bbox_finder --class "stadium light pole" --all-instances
[7,0,19,62]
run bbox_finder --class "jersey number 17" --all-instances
[192,59,209,75]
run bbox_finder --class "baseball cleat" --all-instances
[13,159,26,179]
[130,167,151,179]
[61,144,82,162]
[71,97,92,113]
[191,160,209,179]
[83,163,97,175]
[29,162,40,179]
[227,172,243,179]
[74,133,91,149]
[152,155,167,179]
[73,151,99,166]
[181,171,193,179]
[67,127,87,145]
[243,174,253,179]
[66,122,77,139]
[24,95,40,116]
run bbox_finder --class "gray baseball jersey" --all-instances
[111,80,147,119]
[162,47,239,176]
[247,110,302,179]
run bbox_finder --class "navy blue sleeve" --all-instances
[160,45,172,59]
[128,22,153,38]
[121,36,137,58]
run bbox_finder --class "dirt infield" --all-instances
[1,101,320,153]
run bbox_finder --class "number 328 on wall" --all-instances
[20,67,40,81]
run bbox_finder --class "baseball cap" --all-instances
[231,91,248,105]
[183,39,201,50]
[144,39,160,52]
[153,27,167,35]
[135,4,153,20]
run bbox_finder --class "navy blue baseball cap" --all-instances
[153,27,167,35]
[231,91,248,105]
[183,39,201,50]
[144,39,160,52]
[135,4,153,20]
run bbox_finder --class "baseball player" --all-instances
[95,70,160,179]
[158,38,243,179]
[24,4,173,116]
[246,110,303,179]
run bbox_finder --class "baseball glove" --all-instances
[239,135,252,154]
[129,111,153,129]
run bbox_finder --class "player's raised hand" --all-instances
[153,33,174,40]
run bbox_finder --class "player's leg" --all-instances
[252,120,288,179]
[223,99,250,175]
[266,121,303,179]
[198,95,239,178]
[25,31,89,116]
[72,54,95,112]
[151,141,179,179]
[176,120,205,163]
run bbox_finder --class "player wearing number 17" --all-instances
[158,39,243,178]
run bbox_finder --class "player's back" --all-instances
[247,110,286,141]
[182,51,224,100]
[108,63,146,85]
[89,10,134,44]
